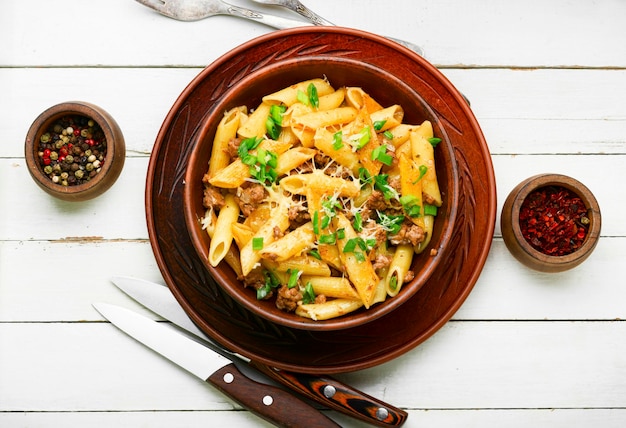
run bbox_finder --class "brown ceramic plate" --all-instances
[146,27,496,374]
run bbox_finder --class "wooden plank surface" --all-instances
[1,0,625,427]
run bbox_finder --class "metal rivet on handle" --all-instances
[322,385,336,398]
[376,407,390,421]
[223,372,234,384]
[263,395,274,406]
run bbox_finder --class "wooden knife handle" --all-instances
[207,363,341,428]
[250,362,408,427]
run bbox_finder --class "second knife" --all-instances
[111,276,407,427]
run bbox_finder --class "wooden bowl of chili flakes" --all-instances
[501,173,601,273]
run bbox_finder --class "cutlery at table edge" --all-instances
[110,275,408,427]
[94,303,340,428]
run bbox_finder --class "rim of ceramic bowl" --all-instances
[183,54,459,330]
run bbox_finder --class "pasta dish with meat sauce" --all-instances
[201,78,442,320]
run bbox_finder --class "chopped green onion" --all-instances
[355,126,371,150]
[257,270,280,300]
[265,116,280,140]
[353,211,363,232]
[312,211,320,234]
[302,282,316,304]
[377,212,404,235]
[309,248,321,260]
[371,145,393,166]
[319,233,336,245]
[343,238,357,253]
[252,237,264,251]
[358,168,373,187]
[412,165,428,184]
[373,120,387,131]
[287,269,300,289]
[321,215,331,230]
[336,228,346,240]
[332,131,344,150]
[307,83,319,109]
[389,274,398,291]
[400,194,421,218]
[383,130,394,140]
[424,204,438,216]
[428,137,442,147]
[374,174,400,200]
[270,104,286,125]
[354,252,366,262]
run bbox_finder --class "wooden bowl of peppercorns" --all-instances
[501,173,601,273]
[24,101,125,201]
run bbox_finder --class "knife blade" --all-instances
[111,276,408,427]
[93,302,340,428]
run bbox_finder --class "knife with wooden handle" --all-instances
[94,302,340,428]
[110,276,408,427]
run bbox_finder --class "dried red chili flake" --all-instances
[519,185,590,256]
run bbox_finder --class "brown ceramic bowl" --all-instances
[501,173,601,273]
[184,53,459,330]
[25,101,125,201]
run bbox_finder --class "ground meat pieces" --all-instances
[366,190,388,211]
[361,220,387,247]
[389,221,425,246]
[202,184,225,210]
[288,197,310,225]
[243,269,271,297]
[276,285,302,312]
[226,137,241,158]
[372,253,393,270]
[403,270,415,283]
[235,182,266,217]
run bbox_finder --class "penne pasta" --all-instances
[208,194,240,267]
[385,244,414,296]
[200,77,443,321]
[262,78,335,106]
[207,106,245,179]
[295,299,364,321]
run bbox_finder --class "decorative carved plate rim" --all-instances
[146,27,496,374]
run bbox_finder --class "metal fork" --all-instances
[134,0,424,56]
[249,0,424,55]
[135,0,316,28]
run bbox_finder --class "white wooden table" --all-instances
[2,0,625,426]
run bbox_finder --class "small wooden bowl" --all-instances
[25,101,125,201]
[501,174,601,272]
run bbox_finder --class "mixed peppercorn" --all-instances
[519,185,590,256]
[37,115,107,186]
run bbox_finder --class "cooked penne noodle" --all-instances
[275,147,317,176]
[292,106,358,130]
[262,78,335,106]
[301,275,360,300]
[208,139,291,188]
[318,87,346,111]
[295,299,364,321]
[259,222,315,262]
[237,102,272,139]
[208,194,240,267]
[415,215,435,254]
[207,106,245,179]
[280,170,360,198]
[239,204,290,276]
[313,128,360,173]
[386,244,414,296]
[410,122,442,206]
[335,213,379,308]
[398,152,425,228]
[386,124,419,148]
[370,105,404,131]
[264,254,332,277]
[345,87,383,112]
[231,222,254,249]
